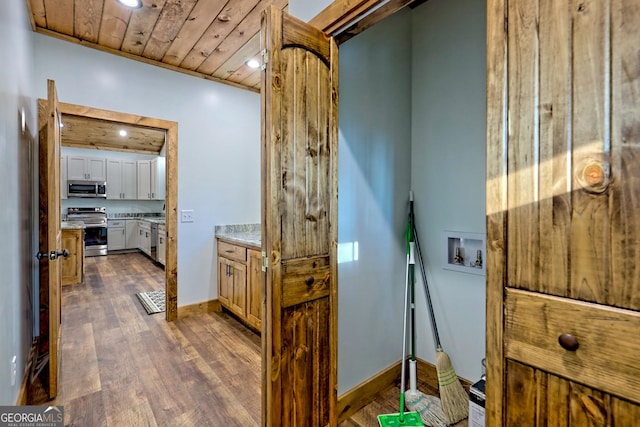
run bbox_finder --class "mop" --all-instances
[405,193,449,427]
[412,208,469,424]
[377,211,423,427]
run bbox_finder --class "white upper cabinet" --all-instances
[67,156,106,181]
[137,157,165,200]
[107,159,137,199]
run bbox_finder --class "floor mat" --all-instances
[136,290,165,315]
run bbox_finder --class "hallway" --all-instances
[52,253,262,426]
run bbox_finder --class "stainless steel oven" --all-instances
[67,207,108,256]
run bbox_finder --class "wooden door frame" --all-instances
[57,102,179,321]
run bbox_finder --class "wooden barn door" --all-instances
[486,0,640,424]
[261,6,338,427]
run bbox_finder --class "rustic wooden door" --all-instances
[36,79,63,400]
[486,0,640,424]
[261,6,338,427]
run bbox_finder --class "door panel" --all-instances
[37,79,62,400]
[487,0,640,424]
[261,6,338,427]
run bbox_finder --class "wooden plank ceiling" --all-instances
[61,114,167,154]
[26,0,290,92]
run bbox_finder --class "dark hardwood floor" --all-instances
[53,252,467,426]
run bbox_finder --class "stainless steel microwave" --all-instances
[68,180,107,198]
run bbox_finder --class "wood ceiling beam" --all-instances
[309,0,417,43]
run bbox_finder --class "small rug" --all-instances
[136,290,165,315]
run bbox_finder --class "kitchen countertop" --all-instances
[61,221,86,230]
[216,231,261,249]
[108,217,165,225]
[215,223,261,249]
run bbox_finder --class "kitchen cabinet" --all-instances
[107,220,126,251]
[67,156,106,181]
[106,159,137,199]
[138,220,151,257]
[156,224,166,266]
[125,220,138,250]
[246,249,262,330]
[137,157,165,200]
[217,239,261,331]
[61,155,67,199]
[61,228,84,286]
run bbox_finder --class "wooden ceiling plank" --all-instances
[238,69,261,88]
[43,0,74,34]
[196,0,286,75]
[61,114,166,154]
[162,0,229,66]
[212,32,259,80]
[336,0,416,44]
[142,0,198,61]
[98,0,133,49]
[74,0,104,43]
[28,0,47,29]
[179,0,260,71]
[121,0,167,55]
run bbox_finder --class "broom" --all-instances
[412,216,469,425]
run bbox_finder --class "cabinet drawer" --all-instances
[108,220,126,228]
[505,288,640,405]
[218,240,246,262]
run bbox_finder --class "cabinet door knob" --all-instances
[558,333,579,351]
[305,276,315,286]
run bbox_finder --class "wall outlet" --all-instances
[10,356,16,387]
[181,210,194,223]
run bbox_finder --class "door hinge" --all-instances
[261,49,268,71]
[261,251,268,272]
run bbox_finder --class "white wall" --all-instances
[33,35,261,306]
[411,0,487,381]
[289,0,332,22]
[0,1,37,404]
[337,9,412,394]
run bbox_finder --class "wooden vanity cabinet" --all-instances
[217,239,262,331]
[61,228,84,286]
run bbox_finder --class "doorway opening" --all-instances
[58,101,178,320]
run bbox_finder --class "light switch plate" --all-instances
[181,210,194,223]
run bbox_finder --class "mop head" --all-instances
[377,411,424,427]
[436,349,469,424]
[405,390,449,427]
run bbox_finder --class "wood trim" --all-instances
[415,358,472,393]
[335,0,416,44]
[57,101,179,322]
[309,0,383,35]
[337,361,400,423]
[177,299,221,319]
[34,28,259,94]
[335,357,472,424]
[485,0,508,425]
[16,370,29,406]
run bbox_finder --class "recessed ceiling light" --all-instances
[117,0,143,9]
[246,59,260,69]
[119,130,127,137]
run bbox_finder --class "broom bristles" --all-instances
[405,390,449,427]
[436,349,469,424]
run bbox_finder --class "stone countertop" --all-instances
[61,221,86,230]
[216,231,261,249]
[215,223,261,249]
[108,217,165,225]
